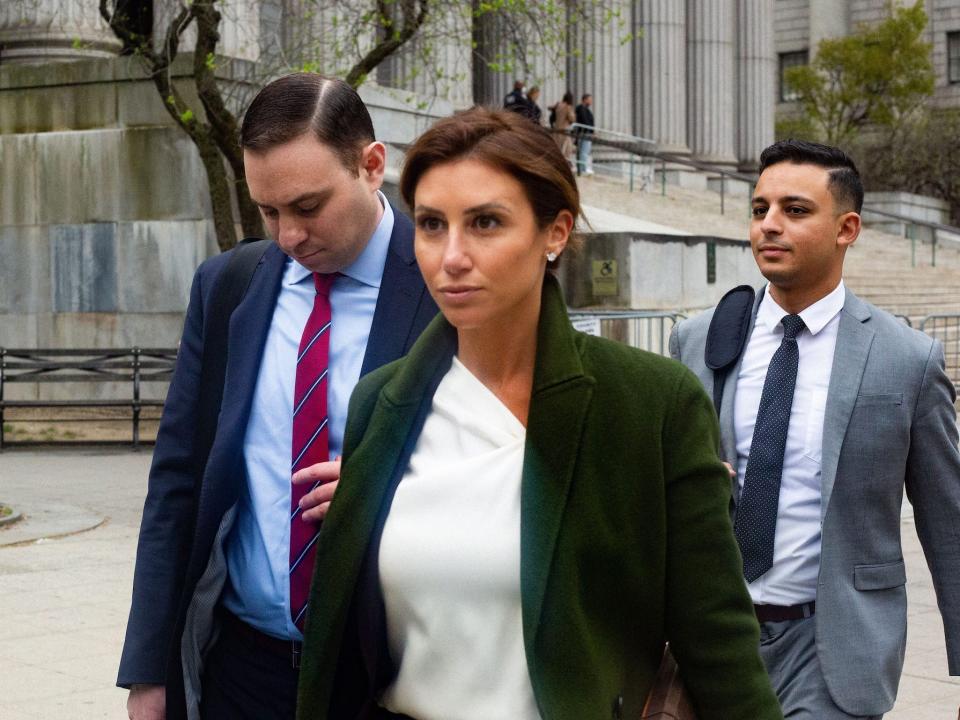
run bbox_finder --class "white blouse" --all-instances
[378,357,541,720]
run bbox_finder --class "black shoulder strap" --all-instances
[704,285,755,415]
[195,238,272,474]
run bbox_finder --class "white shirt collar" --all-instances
[757,279,845,337]
[286,191,393,288]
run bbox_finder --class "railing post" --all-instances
[0,347,6,451]
[661,158,666,196]
[629,157,635,192]
[932,229,938,268]
[907,223,916,268]
[132,347,141,450]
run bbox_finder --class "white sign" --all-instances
[571,317,602,336]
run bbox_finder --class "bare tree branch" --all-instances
[345,0,429,87]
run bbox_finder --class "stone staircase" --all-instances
[845,231,960,391]
[577,175,960,387]
[843,229,960,323]
[578,173,960,318]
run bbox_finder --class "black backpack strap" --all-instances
[195,238,272,474]
[704,285,755,415]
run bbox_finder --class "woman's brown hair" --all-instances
[400,107,582,256]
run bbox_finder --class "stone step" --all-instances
[577,177,960,332]
[853,293,960,303]
[844,286,960,302]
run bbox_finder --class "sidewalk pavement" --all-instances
[0,449,958,719]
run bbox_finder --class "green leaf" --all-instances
[783,0,934,145]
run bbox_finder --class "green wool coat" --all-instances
[297,276,783,720]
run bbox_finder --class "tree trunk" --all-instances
[191,1,264,242]
[193,126,240,252]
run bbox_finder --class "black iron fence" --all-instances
[920,315,960,393]
[0,347,176,449]
[566,309,686,356]
[3,310,957,448]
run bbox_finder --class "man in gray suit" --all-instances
[670,139,960,719]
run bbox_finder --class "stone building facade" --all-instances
[775,0,960,110]
[0,0,776,351]
[381,0,776,169]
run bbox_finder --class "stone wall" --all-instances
[562,233,763,312]
[0,57,449,361]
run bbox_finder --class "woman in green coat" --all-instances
[296,107,783,720]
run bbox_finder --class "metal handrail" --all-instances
[563,123,960,242]
[919,314,960,393]
[860,206,960,238]
[567,308,686,356]
[563,123,753,214]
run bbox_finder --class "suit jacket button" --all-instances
[612,694,623,719]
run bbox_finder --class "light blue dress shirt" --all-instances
[221,195,395,640]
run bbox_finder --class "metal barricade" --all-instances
[0,347,176,449]
[920,315,960,393]
[567,309,685,356]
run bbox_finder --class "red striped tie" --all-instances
[290,272,334,630]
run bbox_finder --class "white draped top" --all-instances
[378,357,541,720]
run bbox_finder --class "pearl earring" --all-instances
[546,251,558,262]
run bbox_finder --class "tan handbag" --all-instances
[641,644,698,720]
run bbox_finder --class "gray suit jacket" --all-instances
[669,286,960,716]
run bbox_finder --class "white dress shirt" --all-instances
[734,281,845,606]
[378,357,540,720]
[221,193,394,640]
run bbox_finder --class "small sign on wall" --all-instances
[591,259,618,296]
[571,317,602,336]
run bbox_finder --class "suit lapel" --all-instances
[723,287,764,503]
[361,210,432,376]
[820,290,873,520]
[306,316,456,698]
[521,276,595,646]
[206,243,287,494]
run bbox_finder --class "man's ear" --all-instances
[837,211,861,250]
[359,142,386,189]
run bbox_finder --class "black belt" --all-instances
[217,607,303,668]
[754,601,816,623]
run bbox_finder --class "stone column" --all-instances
[736,0,775,169]
[275,1,374,79]
[566,0,632,135]
[633,0,689,153]
[810,0,850,53]
[686,0,738,165]
[377,7,472,107]
[0,0,120,63]
[527,49,568,117]
[218,0,260,62]
[471,9,513,106]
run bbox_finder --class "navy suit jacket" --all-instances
[117,209,437,716]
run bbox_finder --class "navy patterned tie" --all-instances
[734,314,806,583]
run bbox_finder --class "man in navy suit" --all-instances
[118,74,437,720]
